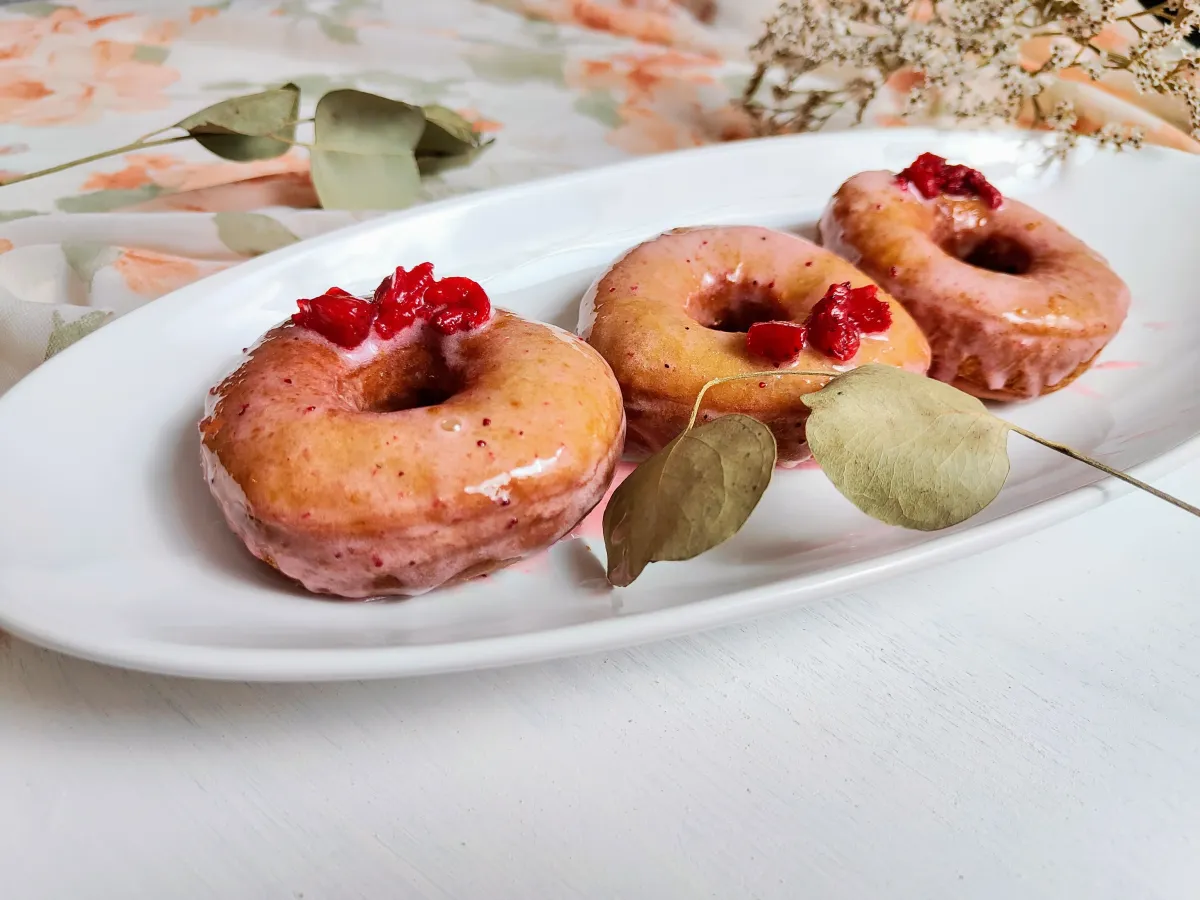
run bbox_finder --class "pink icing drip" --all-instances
[202,309,625,599]
[819,171,1131,399]
[1091,360,1142,370]
[569,461,636,540]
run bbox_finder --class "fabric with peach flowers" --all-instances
[0,0,1196,396]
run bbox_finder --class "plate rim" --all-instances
[2,127,1196,681]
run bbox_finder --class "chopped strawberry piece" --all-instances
[805,305,860,362]
[800,281,891,362]
[291,263,491,347]
[292,290,375,348]
[374,262,435,338]
[425,276,491,335]
[896,152,1002,209]
[841,283,892,333]
[746,320,807,365]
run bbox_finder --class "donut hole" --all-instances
[686,278,788,333]
[346,343,464,413]
[957,234,1033,276]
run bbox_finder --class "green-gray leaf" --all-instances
[415,105,491,175]
[418,105,478,151]
[310,89,426,210]
[176,84,300,161]
[214,212,299,257]
[802,364,1011,530]
[44,310,113,360]
[603,414,776,587]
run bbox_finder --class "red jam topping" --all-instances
[745,282,892,365]
[291,263,491,348]
[805,299,859,362]
[292,287,374,349]
[746,321,807,365]
[895,152,1002,209]
[373,262,434,338]
[425,276,491,335]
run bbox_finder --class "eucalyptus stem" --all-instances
[139,116,315,145]
[1007,424,1200,518]
[684,371,1200,521]
[686,370,836,431]
[0,135,193,187]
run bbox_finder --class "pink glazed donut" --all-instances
[819,160,1131,400]
[200,284,625,600]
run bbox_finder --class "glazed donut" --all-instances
[580,225,931,465]
[819,154,1131,400]
[200,267,625,599]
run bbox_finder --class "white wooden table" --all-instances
[2,461,1197,899]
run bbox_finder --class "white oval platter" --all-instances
[0,128,1196,681]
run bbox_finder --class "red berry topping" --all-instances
[747,321,808,365]
[896,152,1002,209]
[805,303,860,362]
[802,282,889,362]
[373,262,435,339]
[834,281,892,333]
[291,263,491,348]
[425,276,491,335]
[292,289,375,348]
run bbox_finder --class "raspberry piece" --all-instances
[746,321,807,365]
[896,152,946,200]
[805,305,860,362]
[896,152,1002,209]
[292,289,375,348]
[426,276,491,335]
[841,283,892,334]
[374,262,435,338]
[805,284,864,362]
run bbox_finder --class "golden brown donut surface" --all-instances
[819,171,1131,400]
[579,225,932,464]
[200,310,625,599]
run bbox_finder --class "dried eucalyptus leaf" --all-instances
[416,141,492,176]
[312,149,421,209]
[415,105,493,175]
[802,364,1011,530]
[176,84,300,161]
[418,105,480,153]
[311,89,426,210]
[603,414,776,587]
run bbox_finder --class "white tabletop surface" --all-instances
[2,459,1198,899]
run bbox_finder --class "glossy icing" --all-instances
[200,309,625,599]
[581,225,932,465]
[819,170,1131,400]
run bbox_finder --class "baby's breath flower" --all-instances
[742,0,1200,153]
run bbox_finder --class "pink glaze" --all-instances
[819,171,1131,400]
[582,225,931,465]
[569,460,635,540]
[200,309,626,599]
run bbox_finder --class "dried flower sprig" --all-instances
[741,0,1200,151]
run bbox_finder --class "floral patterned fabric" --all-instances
[0,0,1194,395]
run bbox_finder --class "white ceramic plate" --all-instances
[1,129,1197,681]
